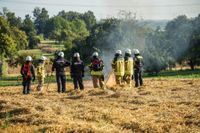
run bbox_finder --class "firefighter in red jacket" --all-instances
[20,56,35,94]
[89,52,105,89]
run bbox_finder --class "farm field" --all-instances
[0,78,200,133]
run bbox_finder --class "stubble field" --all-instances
[0,78,200,133]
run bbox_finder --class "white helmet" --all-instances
[125,48,131,55]
[74,52,80,58]
[116,50,122,55]
[133,49,140,54]
[40,56,47,61]
[26,56,32,61]
[92,52,99,57]
[58,51,64,57]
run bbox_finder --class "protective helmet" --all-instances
[116,50,122,55]
[26,56,32,61]
[40,56,47,61]
[58,51,64,57]
[125,48,131,55]
[133,49,140,54]
[73,52,80,58]
[92,52,99,57]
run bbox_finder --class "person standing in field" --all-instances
[70,52,85,90]
[133,49,144,87]
[36,56,47,92]
[52,51,70,93]
[89,52,105,89]
[112,50,125,85]
[124,48,134,87]
[20,56,35,94]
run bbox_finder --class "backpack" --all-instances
[23,63,32,78]
[91,58,103,71]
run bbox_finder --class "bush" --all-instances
[0,59,8,77]
[14,49,43,66]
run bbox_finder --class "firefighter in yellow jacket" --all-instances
[124,48,134,87]
[112,50,124,85]
[89,52,105,89]
[36,56,47,92]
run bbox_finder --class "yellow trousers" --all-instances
[92,75,104,89]
[115,75,123,85]
[124,74,132,87]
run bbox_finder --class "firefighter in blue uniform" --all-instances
[70,52,85,90]
[133,49,143,87]
[52,51,70,93]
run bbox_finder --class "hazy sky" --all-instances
[0,0,200,20]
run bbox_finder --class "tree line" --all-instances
[0,7,200,75]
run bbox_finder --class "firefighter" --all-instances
[112,50,125,85]
[70,52,85,90]
[36,56,47,92]
[124,48,134,87]
[52,51,70,93]
[89,52,105,89]
[133,49,143,87]
[20,56,35,94]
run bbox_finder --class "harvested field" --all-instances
[0,78,200,133]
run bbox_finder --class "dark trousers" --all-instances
[73,75,84,90]
[22,77,31,94]
[134,70,143,87]
[56,74,66,93]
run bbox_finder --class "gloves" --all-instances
[32,77,35,82]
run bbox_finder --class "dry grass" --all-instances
[0,79,200,133]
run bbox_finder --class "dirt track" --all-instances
[0,78,200,133]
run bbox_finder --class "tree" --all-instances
[44,16,70,41]
[0,17,17,58]
[81,11,96,31]
[185,14,200,70]
[11,27,28,50]
[21,15,36,36]
[57,11,81,21]
[165,15,193,61]
[21,14,38,49]
[0,7,22,28]
[33,7,49,34]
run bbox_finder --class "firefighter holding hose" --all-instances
[124,48,134,87]
[112,50,125,85]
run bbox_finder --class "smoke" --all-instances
[96,16,149,75]
[95,14,195,74]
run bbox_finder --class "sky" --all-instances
[0,0,200,20]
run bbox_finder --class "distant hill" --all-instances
[139,20,169,30]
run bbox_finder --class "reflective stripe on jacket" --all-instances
[125,57,134,75]
[37,63,45,78]
[90,70,103,76]
[89,58,104,76]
